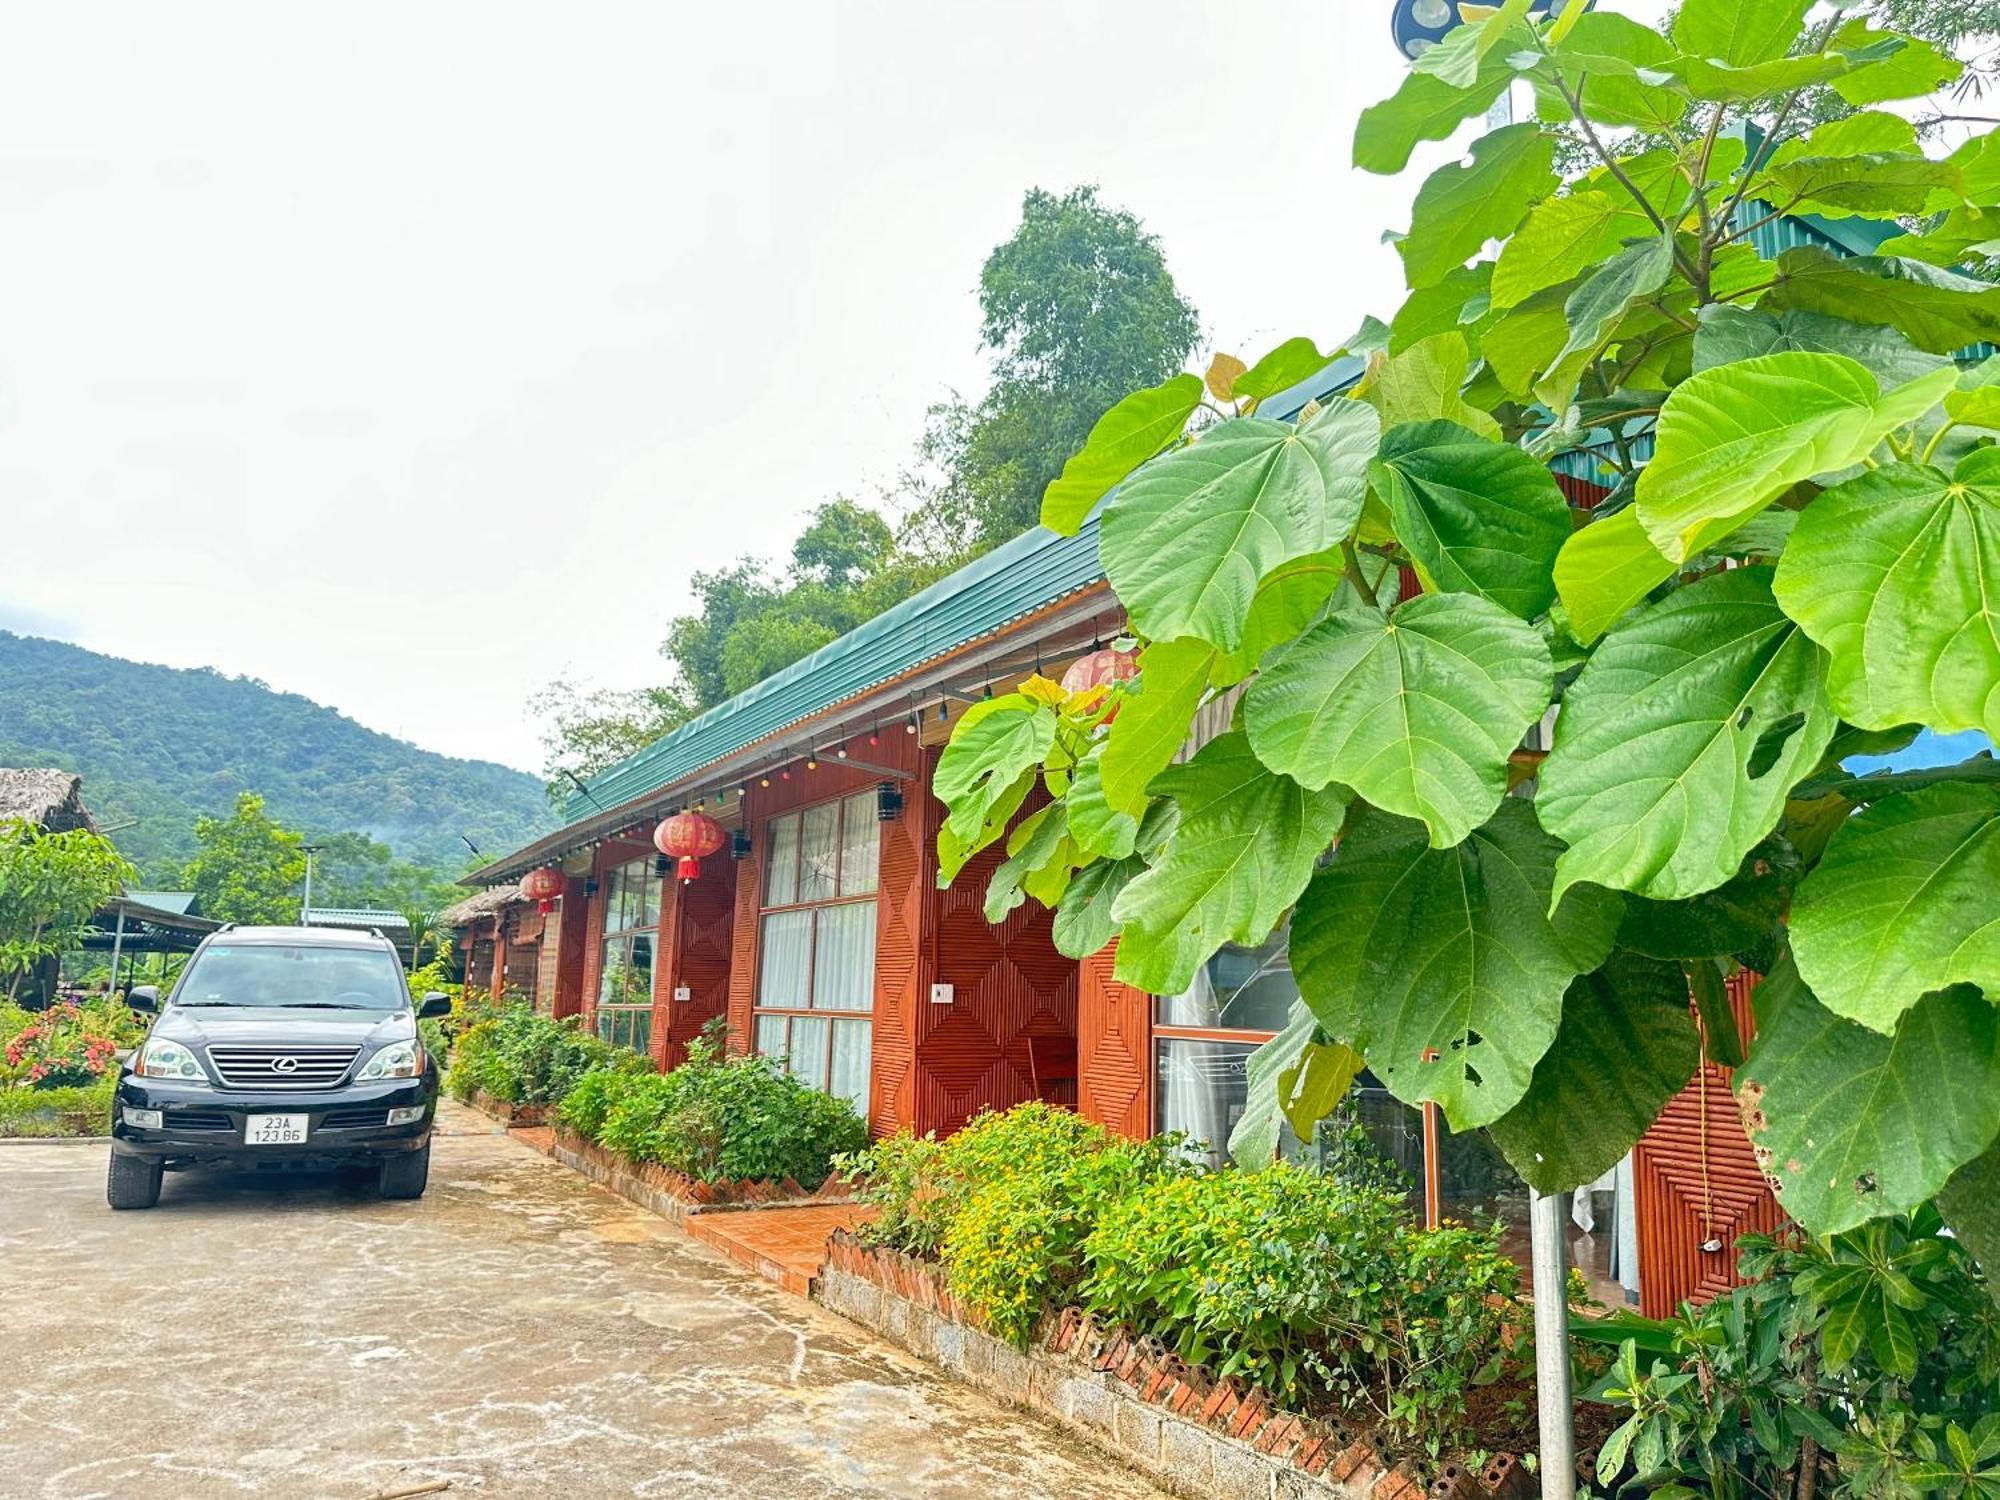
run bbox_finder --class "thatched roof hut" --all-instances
[440,884,523,929]
[0,769,98,834]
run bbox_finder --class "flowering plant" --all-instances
[3,1003,122,1089]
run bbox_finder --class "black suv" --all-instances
[109,925,450,1209]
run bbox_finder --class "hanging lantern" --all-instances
[653,810,726,882]
[1060,646,1139,718]
[520,866,565,915]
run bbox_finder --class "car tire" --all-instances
[377,1142,430,1200]
[107,1153,163,1210]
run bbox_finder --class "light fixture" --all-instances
[730,829,753,861]
[876,781,904,822]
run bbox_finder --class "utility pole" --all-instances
[300,844,322,925]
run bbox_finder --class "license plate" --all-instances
[245,1113,309,1145]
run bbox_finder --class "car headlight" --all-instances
[137,1037,205,1082]
[358,1040,422,1081]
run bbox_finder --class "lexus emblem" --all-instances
[270,1056,300,1074]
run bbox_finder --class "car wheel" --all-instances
[107,1153,163,1210]
[377,1142,431,1200]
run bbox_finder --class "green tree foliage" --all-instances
[929,0,2000,1255]
[0,632,551,880]
[181,793,307,927]
[304,829,461,913]
[905,186,1202,556]
[0,823,134,1002]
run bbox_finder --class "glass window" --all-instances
[753,793,881,1116]
[176,943,407,1011]
[595,856,660,1057]
[1155,928,1296,1031]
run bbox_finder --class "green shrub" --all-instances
[1082,1162,1519,1448]
[449,1005,651,1108]
[836,1129,951,1257]
[446,1016,496,1102]
[0,1074,114,1136]
[562,1033,866,1189]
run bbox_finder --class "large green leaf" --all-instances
[1292,800,1623,1129]
[1491,190,1651,311]
[1039,374,1203,535]
[1228,1000,1364,1166]
[1617,836,1797,963]
[1826,17,1960,105]
[1692,305,1948,389]
[937,768,1032,884]
[1236,338,1335,403]
[1758,152,1963,219]
[1398,123,1556,291]
[1534,10,1688,131]
[1245,592,1551,848]
[1537,235,1677,407]
[1789,782,2000,1032]
[1738,960,2000,1235]
[1099,636,1212,817]
[1066,750,1138,860]
[1633,351,1956,563]
[1772,452,2000,742]
[1101,403,1378,650]
[933,697,1055,845]
[1937,1145,2000,1303]
[1050,853,1142,960]
[1371,420,1571,619]
[1363,331,1502,441]
[1482,281,1575,399]
[983,802,1072,923]
[1553,506,1676,645]
[1353,31,1523,175]
[1109,731,1349,997]
[1488,952,1701,1193]
[1673,0,1811,67]
[1767,247,2000,354]
[1539,567,1836,904]
[1388,264,1494,356]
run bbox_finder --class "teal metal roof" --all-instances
[126,890,198,916]
[304,907,411,931]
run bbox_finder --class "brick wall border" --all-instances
[815,1232,1536,1500]
[545,1123,856,1224]
[469,1091,548,1128]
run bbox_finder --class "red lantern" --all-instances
[1061,646,1138,718]
[520,866,564,915]
[654,810,726,882]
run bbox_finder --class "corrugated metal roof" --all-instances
[304,907,411,931]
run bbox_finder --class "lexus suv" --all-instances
[108,925,450,1210]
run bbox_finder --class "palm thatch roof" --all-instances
[440,884,522,928]
[0,769,98,834]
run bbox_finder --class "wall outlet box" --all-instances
[929,982,953,1005]
[673,985,692,1004]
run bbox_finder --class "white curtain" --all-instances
[757,911,812,1007]
[812,903,876,1011]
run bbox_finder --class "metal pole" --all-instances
[300,845,320,925]
[106,907,127,1000]
[1530,1188,1576,1499]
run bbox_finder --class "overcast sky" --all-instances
[0,1,1661,774]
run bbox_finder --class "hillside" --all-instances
[0,632,553,881]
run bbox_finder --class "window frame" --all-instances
[751,789,880,1112]
[594,856,661,1056]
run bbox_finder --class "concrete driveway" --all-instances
[0,1104,1164,1500]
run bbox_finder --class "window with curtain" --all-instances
[594,857,660,1056]
[753,789,879,1117]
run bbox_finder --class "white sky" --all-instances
[0,1,1658,773]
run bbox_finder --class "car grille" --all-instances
[167,1109,234,1132]
[320,1107,387,1130]
[206,1045,359,1090]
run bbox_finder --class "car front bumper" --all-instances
[111,1075,435,1166]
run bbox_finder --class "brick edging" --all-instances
[539,1123,856,1221]
[468,1091,548,1128]
[815,1231,1537,1500]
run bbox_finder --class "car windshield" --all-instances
[174,944,407,1011]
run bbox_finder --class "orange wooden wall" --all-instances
[1634,969,1784,1316]
[654,849,735,1068]
[1077,944,1152,1139]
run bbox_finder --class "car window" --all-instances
[176,944,407,1010]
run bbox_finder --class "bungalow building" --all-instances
[450,344,1794,1318]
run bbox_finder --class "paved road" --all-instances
[0,1105,1163,1499]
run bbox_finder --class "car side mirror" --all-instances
[416,992,452,1019]
[127,985,159,1014]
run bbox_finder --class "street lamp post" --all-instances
[300,844,322,926]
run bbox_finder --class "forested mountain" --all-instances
[0,632,550,882]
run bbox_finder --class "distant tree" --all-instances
[306,829,460,911]
[529,677,696,800]
[181,793,307,927]
[0,822,134,1002]
[904,185,1201,556]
